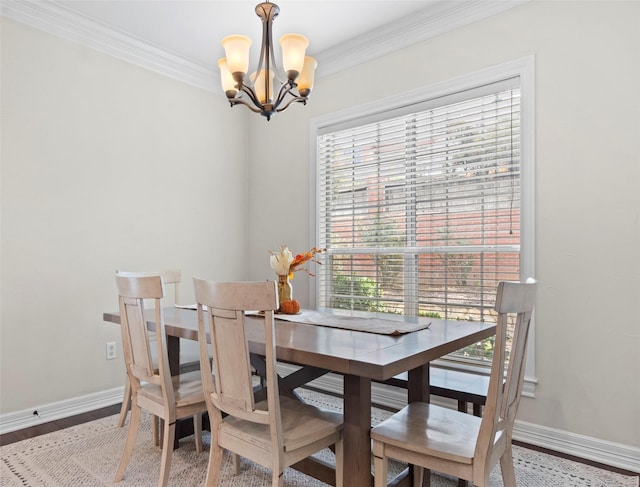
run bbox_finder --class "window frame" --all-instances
[309,57,536,396]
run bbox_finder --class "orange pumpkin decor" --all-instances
[280,299,301,315]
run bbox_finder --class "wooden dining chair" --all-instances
[371,279,537,487]
[117,269,182,430]
[114,271,207,487]
[193,278,344,487]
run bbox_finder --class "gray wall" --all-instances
[1,18,248,412]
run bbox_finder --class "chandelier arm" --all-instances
[267,21,285,84]
[229,97,263,114]
[238,84,264,110]
[262,21,272,104]
[272,80,297,111]
[253,14,267,83]
[275,96,307,113]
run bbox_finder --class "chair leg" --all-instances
[500,443,517,487]
[413,466,425,487]
[193,414,203,453]
[334,438,343,487]
[372,441,388,487]
[204,443,223,487]
[114,403,141,481]
[232,453,241,475]
[158,420,176,487]
[117,376,131,427]
[152,415,160,447]
[454,395,472,487]
[272,470,284,487]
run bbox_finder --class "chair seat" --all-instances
[370,402,481,464]
[220,395,343,452]
[139,370,205,407]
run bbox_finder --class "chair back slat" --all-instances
[503,307,533,417]
[194,279,279,424]
[212,308,256,414]
[122,297,156,379]
[476,279,536,468]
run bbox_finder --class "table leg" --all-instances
[166,335,181,376]
[343,374,372,487]
[165,334,182,449]
[408,364,430,487]
[407,363,429,403]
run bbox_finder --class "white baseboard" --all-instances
[513,419,640,473]
[2,371,638,474]
[0,386,124,435]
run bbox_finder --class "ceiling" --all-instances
[55,1,438,68]
[2,0,526,92]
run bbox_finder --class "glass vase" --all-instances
[277,274,292,308]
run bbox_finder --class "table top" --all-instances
[103,307,495,382]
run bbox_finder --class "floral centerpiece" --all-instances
[270,245,324,313]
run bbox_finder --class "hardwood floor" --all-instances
[510,440,638,477]
[0,403,121,446]
[1,401,637,479]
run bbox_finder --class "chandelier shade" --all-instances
[218,2,317,121]
[297,56,317,97]
[279,34,308,77]
[221,35,252,75]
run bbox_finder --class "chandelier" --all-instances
[218,2,317,121]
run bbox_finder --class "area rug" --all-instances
[1,389,637,486]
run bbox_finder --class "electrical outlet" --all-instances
[106,341,117,360]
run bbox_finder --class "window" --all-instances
[312,59,534,379]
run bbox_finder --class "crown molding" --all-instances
[1,0,528,93]
[0,0,218,93]
[315,0,529,78]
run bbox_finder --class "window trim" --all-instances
[309,56,536,396]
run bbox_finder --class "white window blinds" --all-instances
[316,79,521,363]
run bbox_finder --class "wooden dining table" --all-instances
[103,307,495,487]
